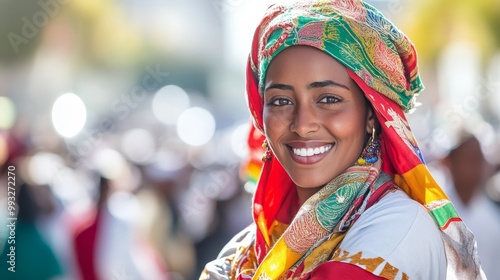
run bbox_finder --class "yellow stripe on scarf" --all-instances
[257,212,271,247]
[254,238,302,279]
[394,164,450,206]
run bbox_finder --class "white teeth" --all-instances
[292,145,332,157]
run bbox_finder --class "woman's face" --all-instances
[263,46,375,190]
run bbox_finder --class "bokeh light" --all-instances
[28,152,65,186]
[28,154,93,207]
[121,128,155,164]
[152,85,190,125]
[231,123,250,159]
[0,97,16,130]
[51,93,87,138]
[177,107,216,146]
[108,191,140,221]
[92,148,128,180]
[0,135,7,166]
[154,146,187,173]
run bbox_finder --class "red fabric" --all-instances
[308,261,386,279]
[347,69,426,175]
[252,156,297,259]
[73,210,100,280]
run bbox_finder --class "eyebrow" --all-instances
[265,83,294,91]
[308,80,350,90]
[265,80,349,92]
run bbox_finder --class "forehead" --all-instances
[265,46,350,82]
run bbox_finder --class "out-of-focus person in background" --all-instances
[0,180,63,280]
[433,133,500,279]
[134,168,196,280]
[71,172,167,280]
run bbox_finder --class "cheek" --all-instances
[328,110,367,145]
[263,110,293,157]
[263,111,278,147]
[262,109,273,134]
[263,110,290,137]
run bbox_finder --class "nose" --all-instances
[290,103,319,137]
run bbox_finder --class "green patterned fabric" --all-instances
[255,1,422,112]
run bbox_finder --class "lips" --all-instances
[291,145,332,157]
[286,142,334,165]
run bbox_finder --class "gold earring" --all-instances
[261,139,272,162]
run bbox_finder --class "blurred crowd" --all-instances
[0,1,258,278]
[0,0,500,279]
[0,119,255,279]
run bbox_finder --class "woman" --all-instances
[201,1,484,279]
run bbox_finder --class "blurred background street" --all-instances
[0,0,499,279]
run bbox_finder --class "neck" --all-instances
[296,185,324,205]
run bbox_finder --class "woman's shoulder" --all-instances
[335,189,447,279]
[361,188,435,224]
[343,188,445,247]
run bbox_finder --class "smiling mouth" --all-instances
[288,142,335,165]
[291,144,332,157]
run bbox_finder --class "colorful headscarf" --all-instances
[239,0,483,279]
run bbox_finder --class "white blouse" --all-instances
[336,189,447,279]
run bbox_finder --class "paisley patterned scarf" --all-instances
[248,153,397,279]
[203,0,483,279]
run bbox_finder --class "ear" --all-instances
[365,105,377,135]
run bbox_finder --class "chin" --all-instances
[291,176,329,189]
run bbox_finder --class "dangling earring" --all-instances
[357,127,380,165]
[262,139,272,162]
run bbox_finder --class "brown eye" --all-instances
[268,98,293,107]
[319,96,341,104]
